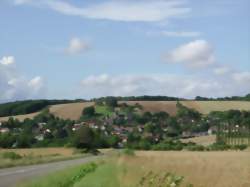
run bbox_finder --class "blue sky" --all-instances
[0,0,249,102]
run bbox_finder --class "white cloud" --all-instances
[166,40,216,68]
[66,37,90,55]
[13,0,190,22]
[147,31,201,37]
[0,56,46,103]
[232,72,250,83]
[78,73,250,99]
[0,56,15,66]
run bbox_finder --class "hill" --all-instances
[1,100,250,122]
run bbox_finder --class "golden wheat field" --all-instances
[119,150,250,187]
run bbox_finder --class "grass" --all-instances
[74,161,121,187]
[0,148,88,168]
[20,162,98,187]
[95,105,113,116]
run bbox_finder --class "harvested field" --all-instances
[123,101,250,115]
[181,101,250,114]
[0,112,40,122]
[125,151,250,187]
[49,102,94,120]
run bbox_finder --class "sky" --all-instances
[0,0,249,102]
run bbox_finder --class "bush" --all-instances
[152,140,184,151]
[139,171,186,187]
[82,106,95,117]
[2,152,22,160]
[186,145,205,151]
[208,143,231,151]
[233,144,248,151]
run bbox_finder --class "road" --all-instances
[0,156,100,187]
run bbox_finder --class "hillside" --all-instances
[1,100,250,122]
[49,102,94,120]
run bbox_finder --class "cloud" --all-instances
[147,31,201,37]
[232,72,250,83]
[166,40,216,68]
[213,66,230,75]
[78,73,250,99]
[66,37,90,55]
[0,56,46,103]
[0,56,15,66]
[13,0,190,22]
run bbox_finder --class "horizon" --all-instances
[1,0,250,102]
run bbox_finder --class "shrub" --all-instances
[186,145,205,151]
[208,143,231,151]
[138,171,186,187]
[2,152,22,160]
[82,106,95,117]
[233,144,248,151]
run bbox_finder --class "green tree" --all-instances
[104,97,118,107]
[82,106,95,117]
[73,126,95,149]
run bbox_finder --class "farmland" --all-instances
[20,150,250,187]
[49,102,94,120]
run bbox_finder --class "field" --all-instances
[49,102,94,120]
[0,111,41,122]
[0,148,86,168]
[1,101,250,121]
[181,101,250,114]
[20,150,250,187]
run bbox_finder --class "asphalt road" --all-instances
[0,156,99,187]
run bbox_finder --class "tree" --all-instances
[82,106,95,117]
[104,97,118,107]
[73,126,95,149]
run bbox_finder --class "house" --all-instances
[0,128,10,133]
[208,126,217,135]
[38,122,46,128]
[35,134,44,141]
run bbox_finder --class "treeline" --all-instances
[92,94,250,102]
[0,99,85,117]
[92,95,184,102]
[195,93,250,101]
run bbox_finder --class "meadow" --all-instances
[20,150,250,187]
